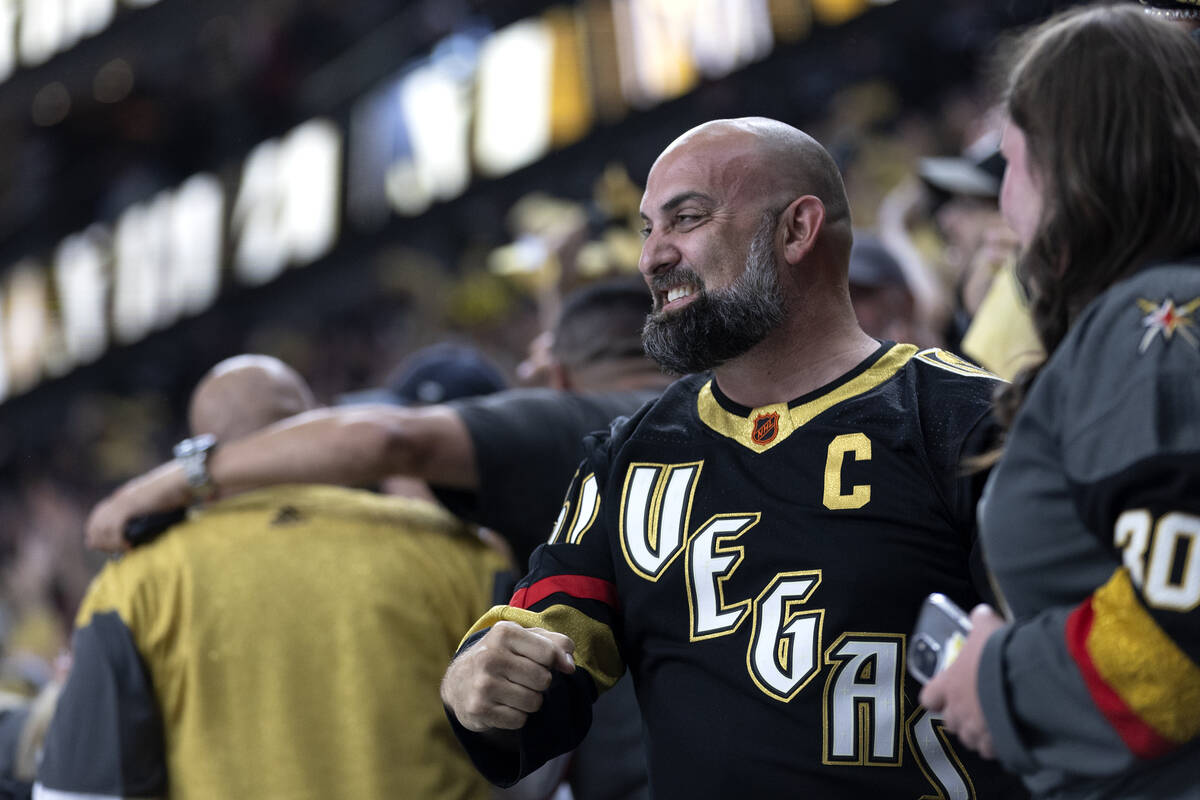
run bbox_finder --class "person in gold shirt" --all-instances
[34,355,512,800]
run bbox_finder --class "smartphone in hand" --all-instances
[908,593,972,685]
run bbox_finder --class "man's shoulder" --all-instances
[905,347,1004,395]
[887,348,1003,465]
[895,346,1004,423]
[451,385,661,435]
[588,374,706,452]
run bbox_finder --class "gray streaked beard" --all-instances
[641,212,786,375]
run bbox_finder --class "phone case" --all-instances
[907,592,972,685]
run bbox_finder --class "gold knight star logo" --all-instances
[1136,296,1200,352]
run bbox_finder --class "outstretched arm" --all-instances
[86,403,476,551]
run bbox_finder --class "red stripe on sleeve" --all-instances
[510,575,619,611]
[1064,597,1175,759]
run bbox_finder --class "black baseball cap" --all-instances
[848,233,909,291]
[337,343,507,406]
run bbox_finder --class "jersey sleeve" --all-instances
[979,272,1200,775]
[442,390,604,568]
[441,389,659,570]
[35,567,167,800]
[912,348,1007,604]
[447,436,625,787]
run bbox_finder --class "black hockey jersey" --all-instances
[453,342,1024,798]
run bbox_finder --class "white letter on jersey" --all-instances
[824,433,871,510]
[823,634,903,766]
[686,513,757,640]
[907,707,977,800]
[747,571,823,702]
[548,472,600,545]
[619,461,702,580]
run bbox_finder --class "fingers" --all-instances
[85,463,192,553]
[969,604,1006,632]
[918,627,997,760]
[946,715,996,760]
[918,674,945,712]
[506,625,575,675]
[443,622,577,734]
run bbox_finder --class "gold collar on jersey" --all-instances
[696,343,918,453]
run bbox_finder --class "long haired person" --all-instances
[921,6,1200,799]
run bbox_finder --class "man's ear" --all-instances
[781,195,826,266]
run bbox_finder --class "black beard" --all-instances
[641,215,786,375]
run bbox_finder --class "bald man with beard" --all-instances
[440,119,1027,798]
[35,356,513,800]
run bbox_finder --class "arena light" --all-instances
[544,6,594,148]
[395,55,475,212]
[54,227,109,367]
[0,0,894,403]
[0,0,160,82]
[614,0,776,105]
[0,263,51,400]
[690,0,773,79]
[233,119,342,286]
[473,18,553,177]
[612,0,699,108]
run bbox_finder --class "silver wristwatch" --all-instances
[173,434,218,502]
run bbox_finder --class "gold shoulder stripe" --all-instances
[459,604,623,692]
[697,344,917,453]
[914,348,1000,379]
[1087,570,1200,745]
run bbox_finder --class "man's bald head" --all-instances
[189,355,318,442]
[653,117,851,229]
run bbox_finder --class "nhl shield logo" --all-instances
[751,411,780,446]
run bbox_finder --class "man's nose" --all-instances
[638,229,679,277]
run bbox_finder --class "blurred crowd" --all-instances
[0,67,1036,708]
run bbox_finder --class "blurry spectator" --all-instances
[847,232,918,343]
[957,228,1044,382]
[907,130,1044,378]
[85,279,671,800]
[920,7,1200,797]
[0,653,64,799]
[338,342,508,407]
[877,124,1012,348]
[36,355,513,799]
[86,279,667,567]
[342,343,509,507]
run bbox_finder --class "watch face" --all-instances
[174,434,216,460]
[173,435,218,500]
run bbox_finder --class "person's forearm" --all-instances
[207,407,398,494]
[85,404,469,551]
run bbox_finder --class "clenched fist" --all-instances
[441,621,576,733]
